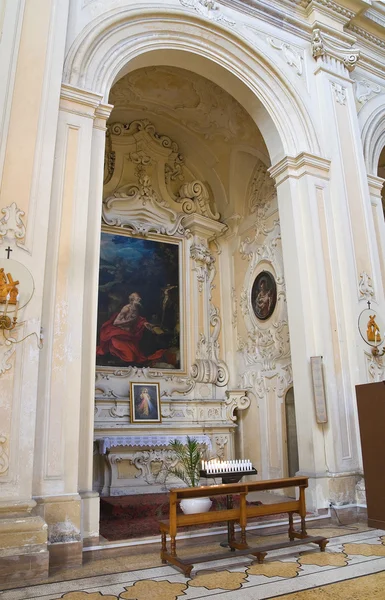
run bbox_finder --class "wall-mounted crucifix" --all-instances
[5,246,12,259]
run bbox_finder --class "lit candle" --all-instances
[4,293,10,315]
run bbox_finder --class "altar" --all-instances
[93,393,250,496]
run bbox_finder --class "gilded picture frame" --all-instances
[130,382,161,423]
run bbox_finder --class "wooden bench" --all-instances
[159,476,328,577]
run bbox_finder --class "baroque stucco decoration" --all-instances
[358,271,375,300]
[100,119,229,396]
[0,337,16,376]
[190,240,230,388]
[237,162,291,376]
[0,435,9,476]
[178,0,236,26]
[0,202,26,246]
[102,119,218,236]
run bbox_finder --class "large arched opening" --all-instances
[36,9,327,542]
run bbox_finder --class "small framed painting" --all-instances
[251,270,277,321]
[130,382,161,423]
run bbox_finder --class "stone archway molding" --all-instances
[63,3,320,163]
[359,93,385,175]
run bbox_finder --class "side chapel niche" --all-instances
[92,66,294,496]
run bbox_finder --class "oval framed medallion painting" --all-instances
[251,271,277,321]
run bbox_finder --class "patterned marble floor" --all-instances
[1,528,385,600]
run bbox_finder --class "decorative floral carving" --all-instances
[178,0,236,26]
[0,337,16,376]
[0,202,26,243]
[160,375,196,397]
[0,435,9,475]
[214,435,228,459]
[366,351,385,382]
[190,243,215,292]
[268,37,303,76]
[331,82,347,105]
[248,161,276,213]
[354,78,381,104]
[109,402,129,418]
[104,128,115,185]
[359,271,375,300]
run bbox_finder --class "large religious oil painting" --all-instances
[96,230,182,370]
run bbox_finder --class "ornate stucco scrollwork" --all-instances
[130,450,179,484]
[358,271,375,301]
[190,243,216,291]
[224,390,250,422]
[0,436,9,475]
[0,202,26,244]
[366,351,385,382]
[0,336,16,375]
[190,239,230,387]
[104,127,115,185]
[353,78,381,104]
[177,181,220,220]
[268,38,303,76]
[191,358,220,384]
[215,435,228,459]
[179,0,236,26]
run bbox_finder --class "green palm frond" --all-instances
[167,436,203,487]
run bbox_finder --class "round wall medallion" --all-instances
[251,271,277,321]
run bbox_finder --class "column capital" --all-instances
[269,152,331,186]
[311,27,360,77]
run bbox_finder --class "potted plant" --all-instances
[167,436,212,514]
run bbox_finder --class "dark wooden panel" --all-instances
[356,381,385,528]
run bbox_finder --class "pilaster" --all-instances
[33,84,112,563]
[270,151,361,508]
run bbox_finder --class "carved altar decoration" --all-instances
[94,119,241,495]
[94,393,249,495]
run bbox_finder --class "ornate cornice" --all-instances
[347,24,385,51]
[305,0,356,24]
[269,152,331,185]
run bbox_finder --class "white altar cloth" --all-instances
[97,435,213,454]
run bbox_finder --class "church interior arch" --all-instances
[93,64,294,503]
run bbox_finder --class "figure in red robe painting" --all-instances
[96,292,165,365]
